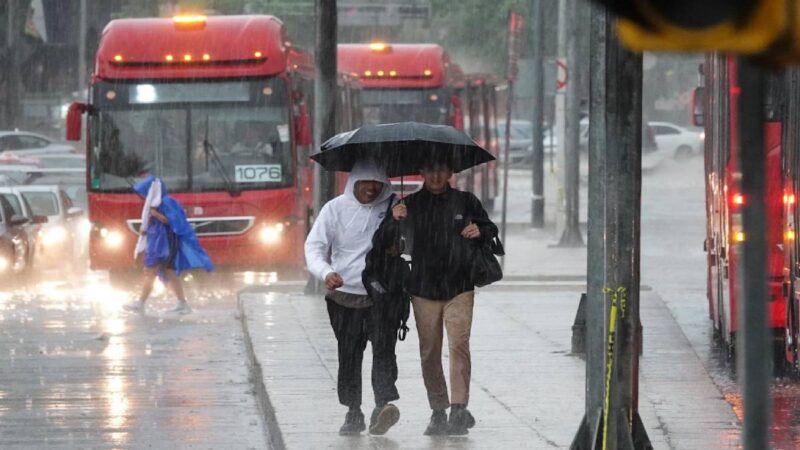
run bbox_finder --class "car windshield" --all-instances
[20,192,59,216]
[361,88,449,125]
[1,193,23,216]
[89,78,291,193]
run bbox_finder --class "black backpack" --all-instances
[362,195,411,340]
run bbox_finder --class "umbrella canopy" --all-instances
[311,122,495,177]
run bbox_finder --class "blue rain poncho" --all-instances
[133,176,214,276]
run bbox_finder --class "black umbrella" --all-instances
[310,122,495,177]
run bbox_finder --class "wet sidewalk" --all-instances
[0,278,266,449]
[239,286,740,449]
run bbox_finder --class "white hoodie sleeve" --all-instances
[304,202,336,282]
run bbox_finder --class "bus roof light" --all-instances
[165,54,174,62]
[173,15,207,30]
[364,70,372,77]
[254,51,263,59]
[369,42,390,52]
[183,54,192,62]
[113,54,123,62]
[734,231,746,243]
[202,53,211,61]
[377,70,385,77]
[423,69,433,77]
[389,70,397,77]
[733,193,744,205]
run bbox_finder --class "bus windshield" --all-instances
[89,78,292,193]
[361,88,449,125]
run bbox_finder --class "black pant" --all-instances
[326,298,400,409]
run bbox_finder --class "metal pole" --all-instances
[736,57,771,450]
[308,0,337,293]
[5,0,20,129]
[78,0,87,92]
[500,80,514,268]
[313,0,337,214]
[558,0,584,247]
[529,0,545,228]
[571,8,649,449]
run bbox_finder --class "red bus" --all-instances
[337,43,498,205]
[700,54,787,366]
[65,15,358,283]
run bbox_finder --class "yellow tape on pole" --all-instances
[602,287,627,450]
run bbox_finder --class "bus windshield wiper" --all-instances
[203,115,240,197]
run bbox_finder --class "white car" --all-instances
[0,130,76,156]
[14,185,87,266]
[648,121,704,159]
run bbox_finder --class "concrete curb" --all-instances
[238,294,286,450]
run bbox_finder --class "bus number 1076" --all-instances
[234,164,282,183]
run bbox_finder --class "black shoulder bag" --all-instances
[471,234,505,287]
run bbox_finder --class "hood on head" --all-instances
[344,159,392,205]
[133,175,168,199]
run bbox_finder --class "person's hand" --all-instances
[325,272,344,290]
[461,223,481,239]
[150,208,168,224]
[392,203,407,220]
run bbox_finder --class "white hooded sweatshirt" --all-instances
[304,160,394,295]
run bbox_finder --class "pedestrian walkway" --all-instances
[239,287,740,449]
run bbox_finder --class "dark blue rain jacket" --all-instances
[133,176,214,276]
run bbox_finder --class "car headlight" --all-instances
[100,228,125,249]
[259,222,285,244]
[699,131,705,141]
[0,255,9,272]
[41,225,69,247]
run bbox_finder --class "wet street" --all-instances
[2,155,800,448]
[0,273,266,449]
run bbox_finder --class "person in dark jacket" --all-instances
[384,155,498,436]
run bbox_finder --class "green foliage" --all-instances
[428,0,530,73]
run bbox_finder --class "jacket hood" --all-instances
[343,159,392,206]
[134,175,168,199]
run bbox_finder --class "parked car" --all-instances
[648,121,704,159]
[497,119,557,165]
[0,187,47,265]
[0,130,76,156]
[579,118,665,169]
[14,185,86,267]
[0,195,38,278]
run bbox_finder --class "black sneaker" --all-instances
[447,405,475,435]
[368,403,400,435]
[339,409,365,435]
[424,409,448,436]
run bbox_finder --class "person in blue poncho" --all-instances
[123,176,214,314]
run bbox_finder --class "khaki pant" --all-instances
[412,291,474,410]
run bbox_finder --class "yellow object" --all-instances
[616,0,785,53]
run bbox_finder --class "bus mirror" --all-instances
[295,104,312,146]
[66,102,87,141]
[692,87,705,127]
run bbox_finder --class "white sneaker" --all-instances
[170,302,192,315]
[122,301,145,313]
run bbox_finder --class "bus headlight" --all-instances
[41,225,68,247]
[100,228,125,249]
[259,223,285,244]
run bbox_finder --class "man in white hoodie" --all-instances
[305,159,401,436]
